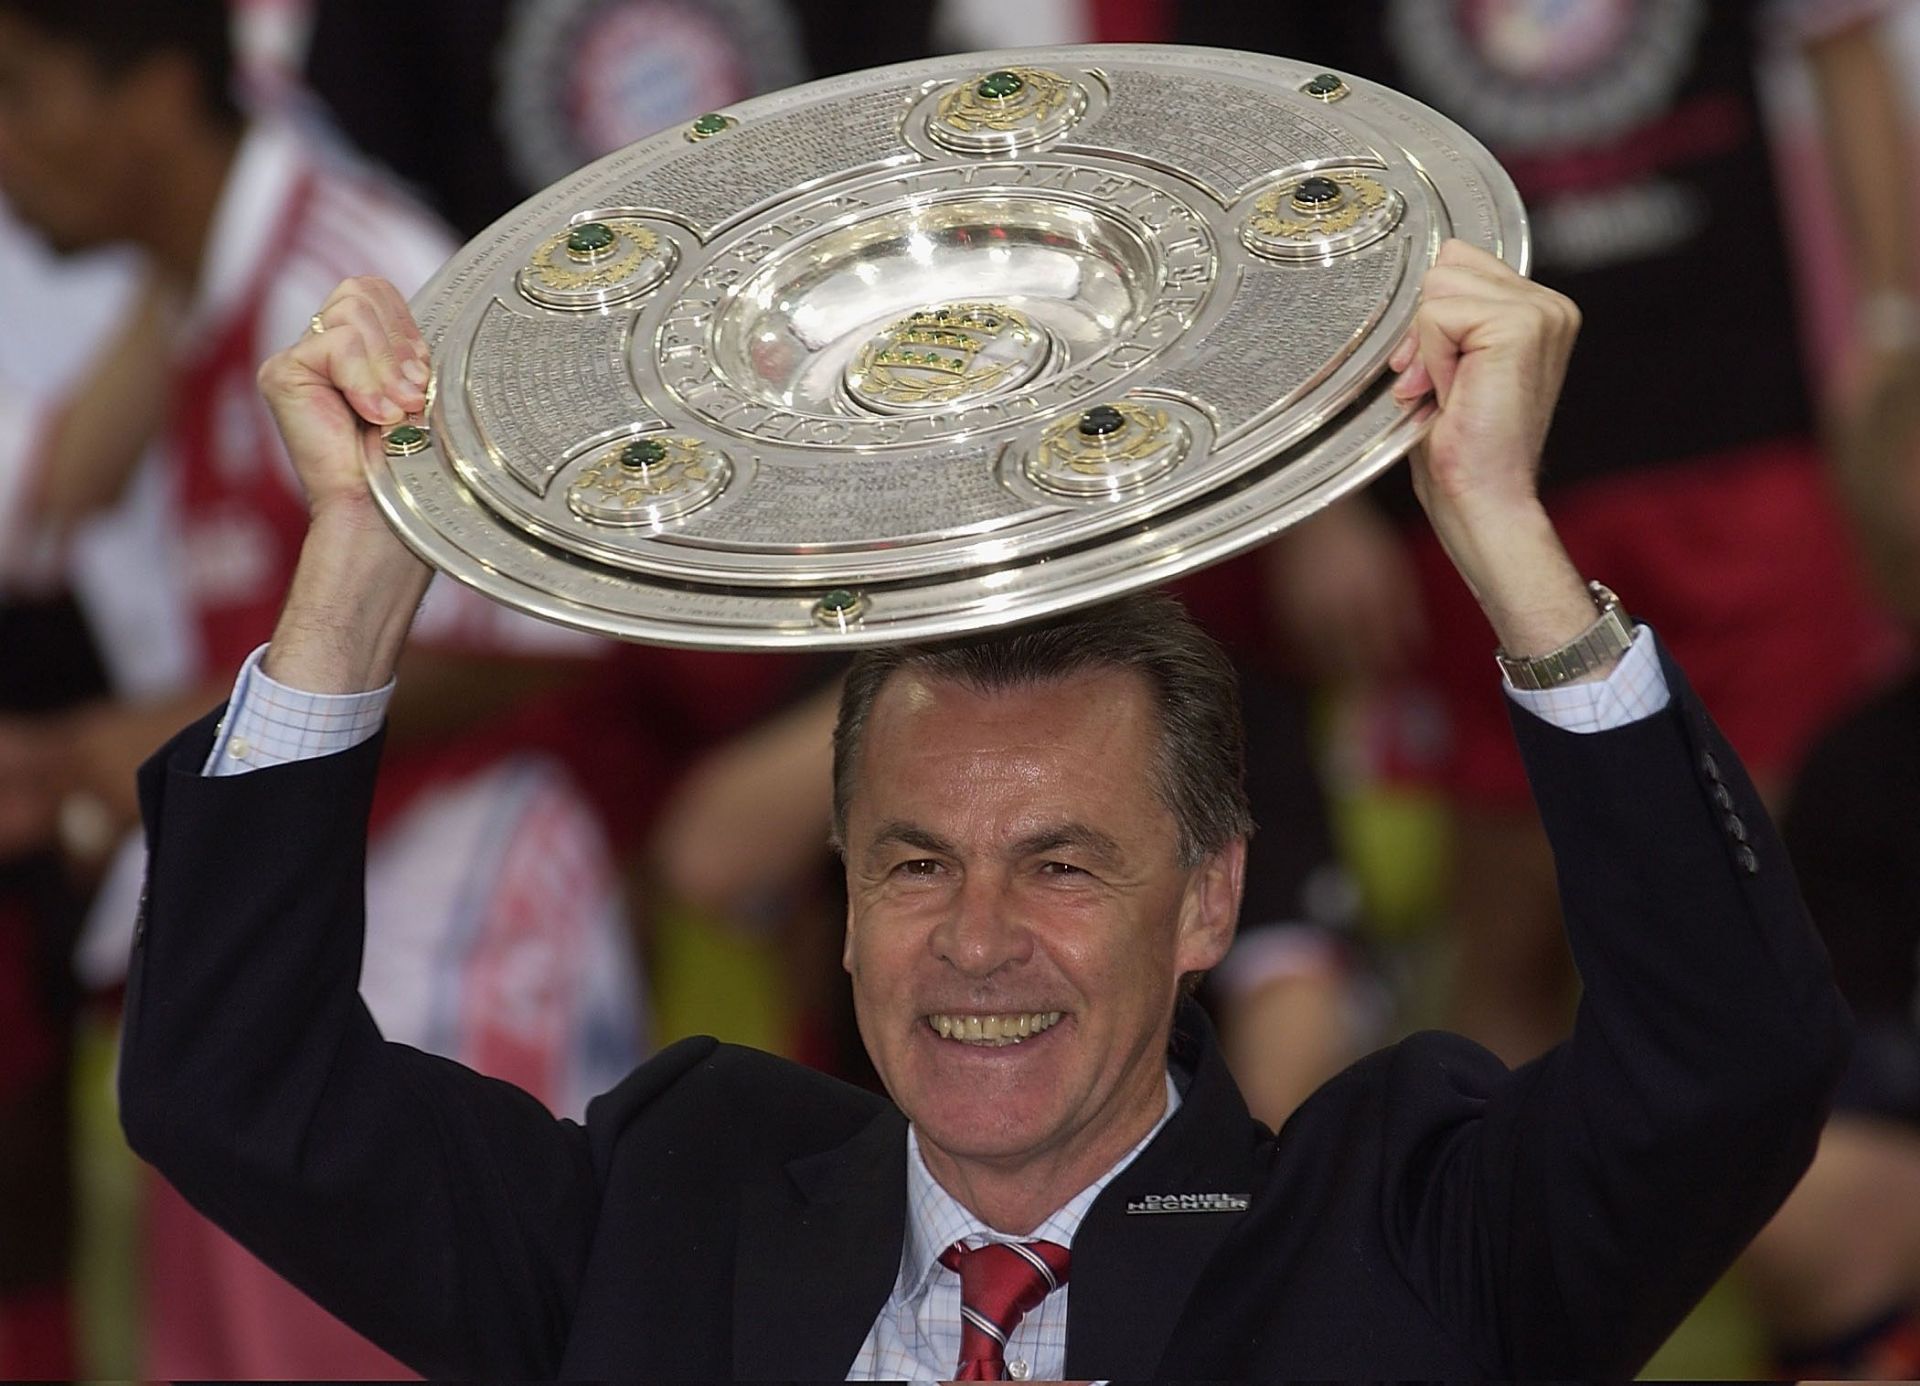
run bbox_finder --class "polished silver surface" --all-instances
[372,44,1527,648]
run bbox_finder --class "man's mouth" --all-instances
[927,1012,1064,1046]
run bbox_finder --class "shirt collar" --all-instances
[894,1071,1183,1304]
[181,121,303,337]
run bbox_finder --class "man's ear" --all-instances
[1176,836,1246,975]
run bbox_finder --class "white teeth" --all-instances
[926,1012,1064,1046]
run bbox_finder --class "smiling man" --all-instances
[838,620,1248,1243]
[117,245,1851,1379]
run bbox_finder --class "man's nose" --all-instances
[930,872,1033,977]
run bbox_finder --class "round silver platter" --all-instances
[372,44,1527,648]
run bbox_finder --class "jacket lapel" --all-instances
[1064,1002,1265,1380]
[732,1106,909,1378]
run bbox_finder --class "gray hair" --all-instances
[831,593,1254,866]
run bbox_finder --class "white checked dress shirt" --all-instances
[846,1076,1181,1382]
[203,628,1672,1377]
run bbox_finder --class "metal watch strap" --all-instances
[1495,582,1633,691]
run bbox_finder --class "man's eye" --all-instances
[1040,860,1085,876]
[896,858,943,877]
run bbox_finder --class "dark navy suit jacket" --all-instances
[119,646,1849,1378]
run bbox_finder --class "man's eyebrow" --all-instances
[1009,824,1124,865]
[867,821,958,857]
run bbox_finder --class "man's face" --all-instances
[842,667,1241,1187]
[0,16,149,251]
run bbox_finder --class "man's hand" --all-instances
[254,278,437,694]
[1389,241,1594,663]
[259,276,431,525]
[1390,241,1577,518]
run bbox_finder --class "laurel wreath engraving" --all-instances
[526,222,664,293]
[937,68,1076,135]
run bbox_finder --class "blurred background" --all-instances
[3,0,1920,1376]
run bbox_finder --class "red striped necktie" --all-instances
[937,1240,1072,1381]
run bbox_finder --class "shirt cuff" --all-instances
[1502,625,1669,733]
[203,644,393,776]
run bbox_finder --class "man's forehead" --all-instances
[855,665,1163,795]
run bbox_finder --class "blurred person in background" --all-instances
[1173,0,1916,1065]
[0,389,96,1377]
[0,0,646,1375]
[302,0,935,237]
[0,154,178,1383]
[1739,358,1920,1377]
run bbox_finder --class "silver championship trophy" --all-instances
[371,46,1527,648]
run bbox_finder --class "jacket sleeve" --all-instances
[1384,638,1853,1376]
[117,708,706,1378]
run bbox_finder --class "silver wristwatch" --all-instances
[1495,582,1634,691]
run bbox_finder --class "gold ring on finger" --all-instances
[309,313,327,336]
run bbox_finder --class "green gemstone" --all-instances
[818,589,859,614]
[976,70,1025,100]
[566,222,616,255]
[691,112,731,135]
[1304,72,1345,97]
[384,424,429,454]
[621,440,668,469]
[1078,405,1126,438]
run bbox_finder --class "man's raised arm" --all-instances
[117,279,651,1378]
[1382,242,1852,1374]
[254,276,437,694]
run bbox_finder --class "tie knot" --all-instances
[938,1240,1071,1379]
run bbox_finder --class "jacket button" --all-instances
[1725,814,1749,844]
[1701,751,1722,783]
[1735,844,1760,876]
[1712,784,1734,811]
